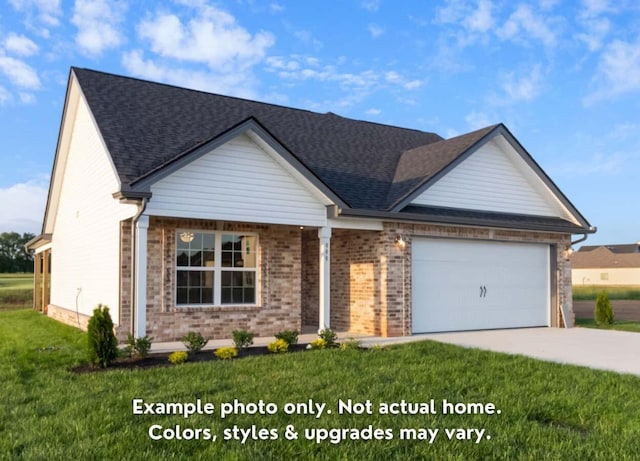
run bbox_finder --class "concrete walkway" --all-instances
[152,327,640,377]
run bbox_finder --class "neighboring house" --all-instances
[572,243,640,286]
[26,68,595,342]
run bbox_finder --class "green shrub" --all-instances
[318,328,338,347]
[215,346,238,360]
[339,338,362,350]
[168,351,188,364]
[232,329,254,349]
[87,304,119,368]
[126,334,154,359]
[182,331,208,353]
[307,338,327,350]
[275,329,299,346]
[595,291,614,325]
[267,338,289,353]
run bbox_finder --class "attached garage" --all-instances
[412,238,551,333]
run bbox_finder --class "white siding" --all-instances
[572,268,640,286]
[145,134,327,226]
[50,95,137,325]
[412,138,571,219]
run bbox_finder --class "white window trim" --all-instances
[175,229,258,307]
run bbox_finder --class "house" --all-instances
[26,67,595,342]
[572,243,640,286]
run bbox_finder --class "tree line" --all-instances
[0,232,35,273]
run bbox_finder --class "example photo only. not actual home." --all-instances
[26,67,595,343]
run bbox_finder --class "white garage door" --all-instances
[412,238,550,333]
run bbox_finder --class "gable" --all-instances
[144,133,331,226]
[410,136,576,222]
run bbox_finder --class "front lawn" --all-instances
[3,310,640,460]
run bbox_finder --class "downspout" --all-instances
[130,198,148,336]
[571,233,589,246]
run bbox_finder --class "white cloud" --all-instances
[466,0,494,33]
[0,179,48,234]
[0,86,10,104]
[365,108,381,115]
[497,4,557,47]
[72,0,126,56]
[575,0,612,51]
[361,0,380,12]
[136,5,274,72]
[500,64,544,102]
[465,111,493,129]
[9,0,61,26]
[368,24,385,38]
[270,3,284,13]
[3,33,39,56]
[436,0,494,34]
[585,37,640,104]
[551,152,627,177]
[19,92,36,104]
[0,56,41,89]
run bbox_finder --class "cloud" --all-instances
[551,152,627,177]
[585,37,640,104]
[3,33,39,56]
[365,108,381,115]
[9,0,62,27]
[497,4,557,47]
[0,56,41,89]
[436,0,494,34]
[0,86,10,104]
[494,64,544,104]
[270,3,284,13]
[72,0,126,56]
[465,111,493,130]
[361,0,380,12]
[465,0,494,33]
[0,179,48,234]
[368,24,385,38]
[575,0,612,51]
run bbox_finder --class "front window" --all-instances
[176,231,257,306]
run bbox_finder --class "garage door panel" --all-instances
[412,238,549,333]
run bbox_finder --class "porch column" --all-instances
[134,215,149,338]
[33,252,42,311]
[42,251,49,312]
[318,226,331,331]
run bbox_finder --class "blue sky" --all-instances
[0,0,638,247]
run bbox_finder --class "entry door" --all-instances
[411,238,550,333]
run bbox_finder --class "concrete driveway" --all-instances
[416,328,640,376]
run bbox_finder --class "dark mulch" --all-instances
[69,344,311,374]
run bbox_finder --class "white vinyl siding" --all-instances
[50,95,137,324]
[412,238,550,333]
[412,138,570,219]
[145,134,327,227]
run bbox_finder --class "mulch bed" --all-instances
[69,344,311,374]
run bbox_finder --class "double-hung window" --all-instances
[176,231,257,306]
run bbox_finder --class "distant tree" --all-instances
[0,232,36,273]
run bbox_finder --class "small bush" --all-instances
[307,338,327,350]
[215,346,238,360]
[318,328,338,347]
[339,338,362,351]
[87,304,119,368]
[275,329,299,346]
[168,351,188,364]
[182,331,208,353]
[268,338,289,353]
[126,334,154,359]
[232,329,254,349]
[595,291,614,325]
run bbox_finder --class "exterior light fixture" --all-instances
[179,231,195,243]
[394,235,406,250]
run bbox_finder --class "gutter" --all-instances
[571,229,595,246]
[130,198,148,337]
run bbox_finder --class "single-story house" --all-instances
[572,243,640,286]
[26,67,595,342]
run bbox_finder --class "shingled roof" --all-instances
[69,67,591,233]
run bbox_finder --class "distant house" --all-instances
[571,243,640,286]
[26,67,594,342]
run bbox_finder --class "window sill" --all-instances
[172,304,260,313]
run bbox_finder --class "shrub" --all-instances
[168,351,188,364]
[182,331,208,354]
[307,338,327,350]
[268,338,289,353]
[215,346,238,360]
[126,334,154,359]
[318,328,338,347]
[232,329,254,349]
[87,304,119,368]
[595,291,614,325]
[339,338,362,351]
[275,329,299,346]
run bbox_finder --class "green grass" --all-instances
[3,311,640,460]
[575,318,640,333]
[573,285,640,301]
[0,273,32,309]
